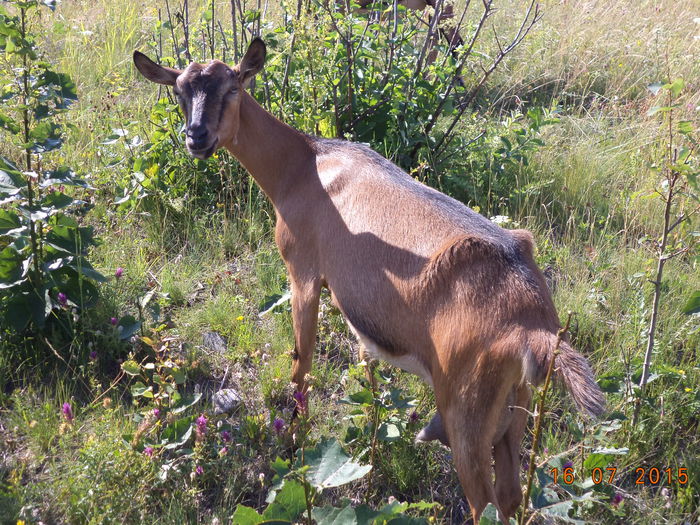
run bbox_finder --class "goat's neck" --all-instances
[224,90,313,204]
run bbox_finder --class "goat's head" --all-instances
[133,38,266,159]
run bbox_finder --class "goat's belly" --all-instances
[345,318,434,388]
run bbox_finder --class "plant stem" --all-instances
[19,7,41,290]
[519,312,572,525]
[634,87,680,425]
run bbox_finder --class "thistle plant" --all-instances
[0,0,104,346]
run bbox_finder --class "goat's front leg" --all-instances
[290,277,322,401]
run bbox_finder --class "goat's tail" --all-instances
[529,331,606,417]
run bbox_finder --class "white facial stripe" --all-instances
[189,91,207,127]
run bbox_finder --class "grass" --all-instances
[1,0,699,524]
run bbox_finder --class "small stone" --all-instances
[212,388,242,414]
[202,331,228,353]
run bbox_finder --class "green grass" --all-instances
[1,0,699,523]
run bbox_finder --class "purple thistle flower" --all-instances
[62,402,73,422]
[293,391,307,411]
[563,460,574,469]
[115,267,124,279]
[273,418,285,434]
[143,446,154,457]
[409,410,420,423]
[89,350,97,360]
[221,430,232,442]
[195,465,204,476]
[57,292,67,305]
[612,492,623,506]
[196,414,207,436]
[153,408,160,417]
[110,317,118,326]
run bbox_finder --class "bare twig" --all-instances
[230,0,239,61]
[183,0,191,61]
[433,1,541,158]
[408,1,492,162]
[519,312,573,525]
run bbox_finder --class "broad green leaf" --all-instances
[665,78,685,97]
[682,291,700,314]
[3,293,33,331]
[0,110,19,133]
[231,505,263,525]
[0,245,27,288]
[647,81,663,95]
[646,105,672,117]
[262,480,306,522]
[539,500,585,525]
[44,223,86,255]
[583,447,628,470]
[597,374,623,393]
[121,360,141,376]
[67,262,107,283]
[342,389,374,406]
[258,291,291,316]
[29,121,63,152]
[478,504,502,524]
[171,367,186,385]
[378,421,401,442]
[265,457,292,503]
[41,191,73,210]
[171,393,202,414]
[0,157,23,195]
[0,209,21,235]
[312,505,362,525]
[303,438,372,490]
[678,120,694,134]
[131,381,153,397]
[161,415,194,449]
[131,382,154,398]
[117,315,141,340]
[40,167,90,188]
[34,69,77,103]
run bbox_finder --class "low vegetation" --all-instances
[0,0,698,524]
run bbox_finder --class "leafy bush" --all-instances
[0,1,104,368]
[112,0,546,227]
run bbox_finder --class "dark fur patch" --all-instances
[344,307,403,356]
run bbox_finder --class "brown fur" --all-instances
[134,40,605,523]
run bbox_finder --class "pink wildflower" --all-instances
[62,402,73,422]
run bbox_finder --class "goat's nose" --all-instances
[186,126,210,151]
[187,125,208,142]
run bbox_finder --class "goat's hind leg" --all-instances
[494,385,531,519]
[437,382,510,523]
[441,402,505,523]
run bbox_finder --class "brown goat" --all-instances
[133,39,605,523]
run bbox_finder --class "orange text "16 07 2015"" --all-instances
[550,467,689,485]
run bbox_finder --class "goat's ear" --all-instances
[237,38,266,88]
[133,51,181,86]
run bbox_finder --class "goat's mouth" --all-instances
[187,138,219,159]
